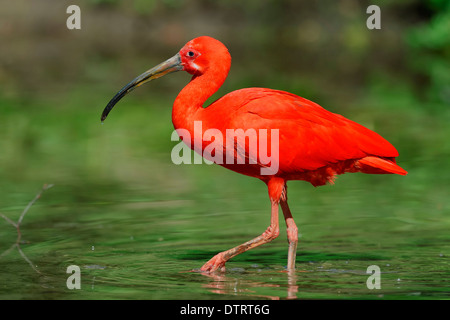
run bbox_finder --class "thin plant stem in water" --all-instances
[0,184,54,274]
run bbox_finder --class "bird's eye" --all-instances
[188,51,195,57]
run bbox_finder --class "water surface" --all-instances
[1,169,448,300]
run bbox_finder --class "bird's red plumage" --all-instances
[198,87,406,185]
[169,36,407,187]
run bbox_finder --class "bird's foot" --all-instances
[200,252,227,273]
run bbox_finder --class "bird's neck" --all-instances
[172,65,229,132]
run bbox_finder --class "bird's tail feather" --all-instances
[357,156,407,176]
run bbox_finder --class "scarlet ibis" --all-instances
[101,36,407,273]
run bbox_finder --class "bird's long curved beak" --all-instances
[101,53,182,122]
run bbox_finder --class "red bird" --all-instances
[101,36,407,273]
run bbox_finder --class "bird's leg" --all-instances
[280,185,298,271]
[199,201,280,273]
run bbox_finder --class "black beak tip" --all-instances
[100,111,107,122]
[101,102,115,122]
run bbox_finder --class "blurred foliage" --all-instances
[407,0,450,105]
[0,0,447,105]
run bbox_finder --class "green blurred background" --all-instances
[0,0,449,299]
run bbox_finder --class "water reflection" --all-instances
[286,270,299,299]
[198,269,300,300]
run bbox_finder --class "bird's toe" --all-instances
[200,253,227,273]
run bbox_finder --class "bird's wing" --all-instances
[208,88,399,174]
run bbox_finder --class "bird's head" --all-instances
[179,36,230,76]
[101,36,230,122]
